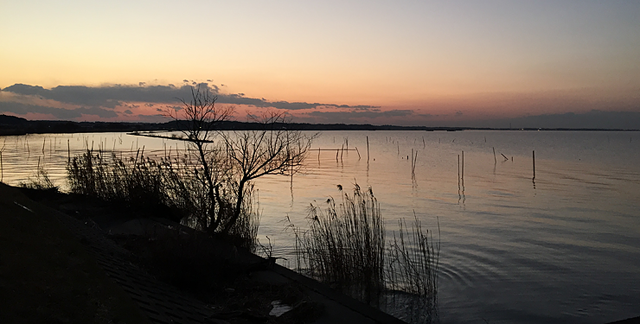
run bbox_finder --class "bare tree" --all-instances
[169,85,233,232]
[220,111,314,233]
[170,84,315,238]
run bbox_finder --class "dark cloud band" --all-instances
[0,101,118,119]
[1,83,379,111]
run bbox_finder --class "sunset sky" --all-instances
[1,1,639,128]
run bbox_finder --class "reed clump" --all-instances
[386,216,439,322]
[20,157,57,191]
[290,184,439,323]
[295,184,385,303]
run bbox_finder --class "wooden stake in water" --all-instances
[366,136,370,162]
[493,147,497,164]
[411,150,418,178]
[532,150,536,181]
[457,154,460,189]
[461,151,465,183]
[411,149,418,179]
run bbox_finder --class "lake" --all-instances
[1,130,639,323]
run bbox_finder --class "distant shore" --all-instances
[1,114,638,136]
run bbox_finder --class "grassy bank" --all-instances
[66,148,259,251]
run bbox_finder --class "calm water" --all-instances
[1,130,639,323]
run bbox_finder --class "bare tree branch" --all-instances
[169,85,316,236]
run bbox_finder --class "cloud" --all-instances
[2,83,191,108]
[0,101,118,119]
[215,93,379,111]
[1,83,379,114]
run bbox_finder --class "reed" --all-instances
[21,157,56,190]
[294,184,385,303]
[410,149,418,179]
[386,215,439,322]
[291,184,439,322]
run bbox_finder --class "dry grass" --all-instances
[66,148,258,251]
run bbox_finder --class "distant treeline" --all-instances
[0,114,634,135]
[0,114,168,135]
[0,114,466,135]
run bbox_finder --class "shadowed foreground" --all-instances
[0,183,150,324]
[0,183,405,324]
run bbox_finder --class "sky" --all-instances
[1,0,639,128]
